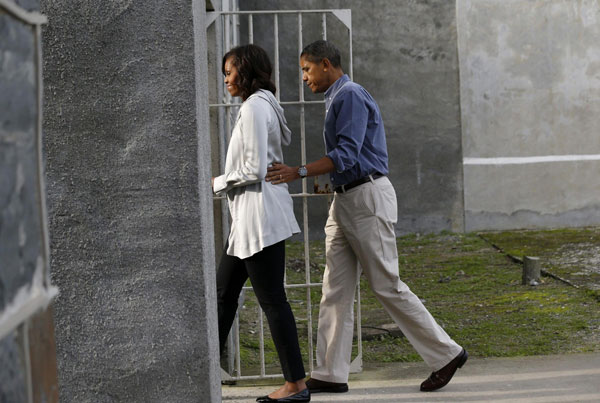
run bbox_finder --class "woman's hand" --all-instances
[266,163,299,184]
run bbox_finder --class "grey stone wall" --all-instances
[232,0,600,234]
[235,0,464,237]
[458,0,600,231]
[41,0,220,401]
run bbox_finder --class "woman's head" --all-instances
[222,44,276,100]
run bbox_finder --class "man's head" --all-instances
[300,40,344,93]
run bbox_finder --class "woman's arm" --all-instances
[213,102,269,195]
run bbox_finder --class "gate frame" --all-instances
[0,2,59,402]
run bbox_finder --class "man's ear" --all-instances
[322,58,332,71]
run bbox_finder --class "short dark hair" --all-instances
[300,40,341,68]
[222,44,276,100]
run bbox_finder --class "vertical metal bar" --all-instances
[230,295,244,377]
[298,13,304,114]
[347,18,359,367]
[248,14,253,44]
[355,268,363,368]
[217,18,230,247]
[232,0,239,46]
[259,308,266,377]
[224,3,232,156]
[234,313,241,377]
[34,23,50,288]
[227,324,235,376]
[224,5,233,142]
[298,13,306,190]
[274,14,280,102]
[348,24,353,80]
[23,322,33,403]
[314,18,326,372]
[225,107,232,141]
[220,4,238,376]
[233,17,239,46]
[230,0,241,379]
[224,8,230,54]
[297,12,315,374]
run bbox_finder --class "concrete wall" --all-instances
[231,0,600,234]
[237,0,465,237]
[41,0,220,401]
[458,0,600,231]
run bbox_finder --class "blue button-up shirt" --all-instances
[324,75,389,186]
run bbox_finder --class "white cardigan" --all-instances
[213,90,300,259]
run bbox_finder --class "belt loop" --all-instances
[341,184,346,192]
[368,174,374,183]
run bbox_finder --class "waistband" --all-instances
[334,173,385,193]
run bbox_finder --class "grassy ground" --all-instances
[480,228,600,296]
[224,228,600,376]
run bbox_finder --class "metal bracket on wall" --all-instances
[332,9,351,30]
[0,0,47,25]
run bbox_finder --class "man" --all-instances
[265,40,467,394]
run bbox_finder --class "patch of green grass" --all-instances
[480,227,600,290]
[479,228,599,257]
[229,229,600,374]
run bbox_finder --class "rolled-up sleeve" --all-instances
[213,102,268,195]
[326,90,369,173]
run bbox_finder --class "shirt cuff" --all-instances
[213,175,228,195]
[326,149,346,173]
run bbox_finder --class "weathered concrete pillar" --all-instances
[522,256,541,286]
[41,0,220,401]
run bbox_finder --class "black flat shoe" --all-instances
[256,388,310,402]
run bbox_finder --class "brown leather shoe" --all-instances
[420,349,468,392]
[306,378,348,393]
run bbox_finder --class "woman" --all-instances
[212,44,309,403]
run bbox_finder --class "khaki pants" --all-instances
[311,176,463,383]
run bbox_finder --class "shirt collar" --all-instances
[324,74,350,100]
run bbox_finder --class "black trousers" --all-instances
[217,240,305,382]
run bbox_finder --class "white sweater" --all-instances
[213,90,300,259]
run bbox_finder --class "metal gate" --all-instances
[206,5,362,381]
[0,2,59,402]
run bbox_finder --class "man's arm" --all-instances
[265,156,335,184]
